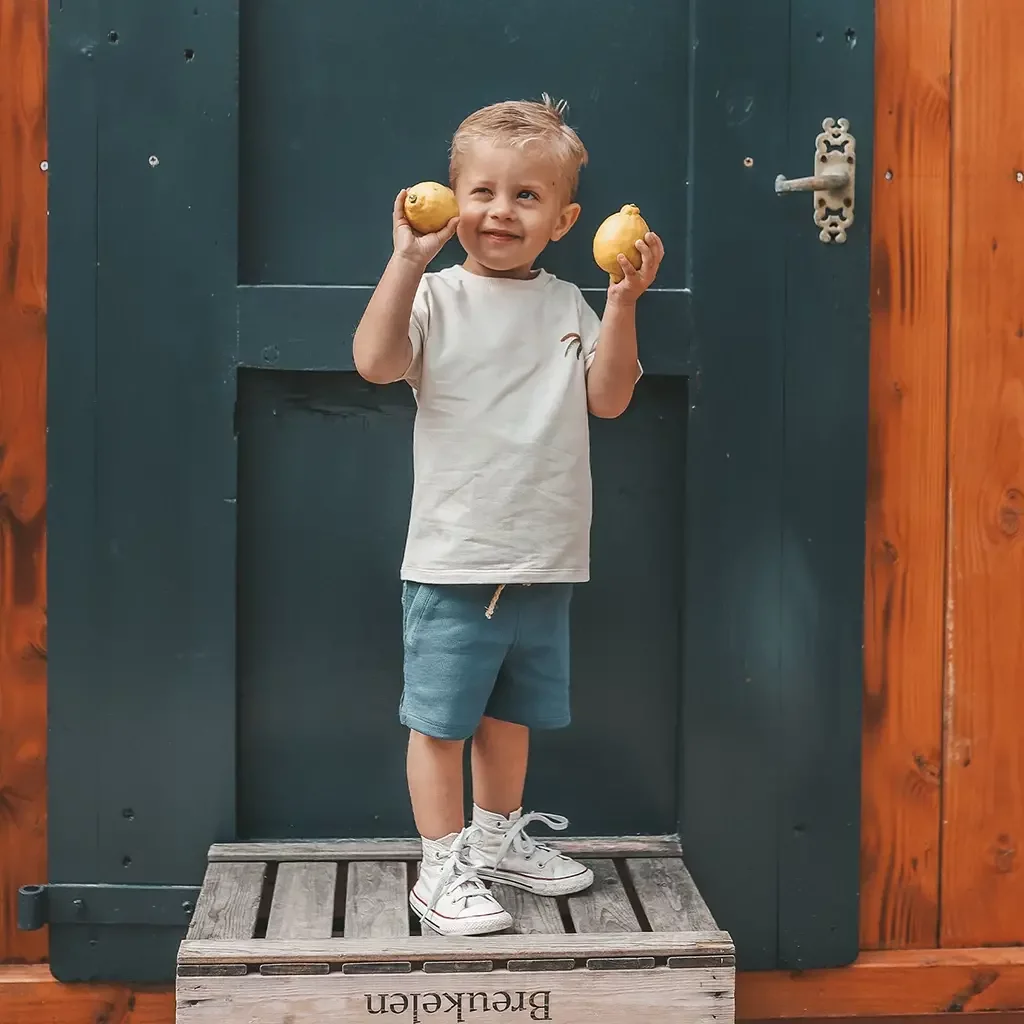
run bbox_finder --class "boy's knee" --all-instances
[474,716,529,740]
[409,727,467,751]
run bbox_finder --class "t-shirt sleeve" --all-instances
[577,289,603,370]
[577,287,643,382]
[403,275,431,388]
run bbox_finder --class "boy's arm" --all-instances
[585,297,640,418]
[586,232,665,419]
[352,253,425,384]
[353,189,459,385]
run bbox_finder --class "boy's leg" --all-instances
[471,716,529,818]
[399,581,515,935]
[407,730,465,840]
[466,584,593,896]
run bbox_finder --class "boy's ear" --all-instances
[551,202,581,242]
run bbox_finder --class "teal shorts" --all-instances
[399,582,574,741]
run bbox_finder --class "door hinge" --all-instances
[18,883,200,930]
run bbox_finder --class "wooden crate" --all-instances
[176,837,735,1024]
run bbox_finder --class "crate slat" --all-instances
[493,884,566,935]
[567,860,640,934]
[627,857,719,931]
[344,861,409,938]
[265,862,337,940]
[176,965,735,1024]
[208,835,681,862]
[178,930,731,966]
[186,861,267,940]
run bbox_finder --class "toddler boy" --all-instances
[353,96,663,935]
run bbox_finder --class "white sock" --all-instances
[422,831,459,853]
[472,805,522,829]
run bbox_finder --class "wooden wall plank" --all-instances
[737,947,1024,1018]
[0,0,48,964]
[858,0,951,950]
[749,1018,1024,1024]
[942,0,1024,947]
[0,966,174,1023]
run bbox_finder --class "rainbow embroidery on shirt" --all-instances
[560,332,583,359]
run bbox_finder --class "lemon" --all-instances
[593,204,651,282]
[404,182,459,235]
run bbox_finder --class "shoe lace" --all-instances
[424,827,493,919]
[494,811,570,869]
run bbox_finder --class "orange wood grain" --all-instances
[747,1019,1024,1024]
[0,0,48,964]
[941,0,1024,947]
[0,966,175,1024]
[858,0,951,950]
[738,947,1024,1018]
[747,1018,1024,1024]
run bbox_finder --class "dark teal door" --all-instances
[47,0,873,981]
[233,2,693,844]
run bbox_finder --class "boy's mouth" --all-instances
[481,229,521,242]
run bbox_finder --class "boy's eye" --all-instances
[471,187,492,196]
[518,190,538,200]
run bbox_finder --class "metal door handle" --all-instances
[774,169,850,193]
[775,117,856,243]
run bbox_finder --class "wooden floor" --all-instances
[176,837,736,1023]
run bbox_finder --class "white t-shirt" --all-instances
[400,264,609,584]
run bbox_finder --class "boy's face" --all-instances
[453,141,581,279]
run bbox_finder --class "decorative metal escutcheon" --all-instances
[775,117,856,243]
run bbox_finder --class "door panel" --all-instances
[682,0,791,971]
[776,0,874,968]
[238,0,690,290]
[233,0,694,841]
[236,371,687,839]
[48,0,240,983]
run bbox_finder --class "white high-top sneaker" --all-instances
[409,830,513,936]
[467,806,595,897]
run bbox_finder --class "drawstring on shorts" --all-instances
[484,585,505,619]
[484,582,531,619]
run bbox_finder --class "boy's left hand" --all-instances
[608,232,664,303]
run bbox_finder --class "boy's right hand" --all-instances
[393,189,459,267]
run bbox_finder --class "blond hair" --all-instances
[449,94,589,200]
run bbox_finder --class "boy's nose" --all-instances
[489,198,515,219]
